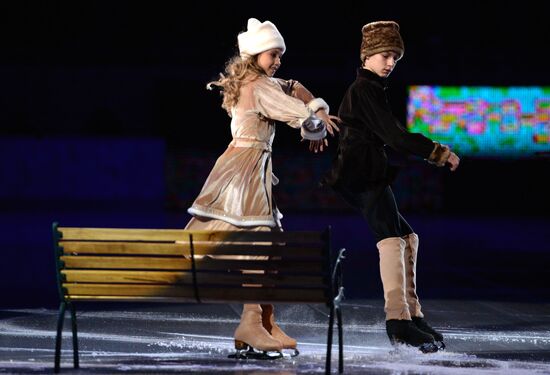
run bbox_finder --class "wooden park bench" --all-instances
[52,222,346,374]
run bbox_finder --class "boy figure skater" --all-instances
[324,20,459,352]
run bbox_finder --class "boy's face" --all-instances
[363,51,401,78]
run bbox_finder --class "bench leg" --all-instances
[69,303,79,369]
[54,302,66,373]
[325,305,335,374]
[337,306,344,373]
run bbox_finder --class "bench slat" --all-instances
[58,227,325,243]
[61,270,327,288]
[59,227,187,241]
[60,256,324,273]
[62,283,328,303]
[60,241,324,258]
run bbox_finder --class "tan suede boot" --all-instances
[378,237,437,349]
[261,304,297,349]
[233,304,283,351]
[403,233,445,343]
[402,233,423,318]
[377,237,411,321]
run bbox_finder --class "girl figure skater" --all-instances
[323,21,459,351]
[185,18,339,357]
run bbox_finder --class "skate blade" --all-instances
[389,341,439,354]
[228,347,283,360]
[419,342,439,353]
[281,348,299,358]
[435,341,446,351]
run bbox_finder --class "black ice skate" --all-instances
[412,317,446,350]
[386,319,439,353]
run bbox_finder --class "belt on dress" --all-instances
[230,138,278,185]
[230,138,272,152]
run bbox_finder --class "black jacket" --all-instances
[324,68,435,192]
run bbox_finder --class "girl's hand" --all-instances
[301,137,327,153]
[306,138,328,153]
[301,110,342,153]
[315,109,341,136]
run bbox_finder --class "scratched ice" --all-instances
[1,302,550,374]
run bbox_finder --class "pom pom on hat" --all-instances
[360,21,404,62]
[238,18,286,59]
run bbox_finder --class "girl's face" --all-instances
[363,51,401,78]
[257,48,284,77]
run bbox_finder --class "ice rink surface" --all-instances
[2,300,550,374]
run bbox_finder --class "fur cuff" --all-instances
[427,142,451,167]
[307,98,330,114]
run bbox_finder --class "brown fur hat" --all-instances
[360,21,404,63]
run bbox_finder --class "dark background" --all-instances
[1,1,549,308]
[3,1,549,140]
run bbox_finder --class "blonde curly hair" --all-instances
[207,54,265,116]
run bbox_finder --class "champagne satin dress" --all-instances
[186,76,326,233]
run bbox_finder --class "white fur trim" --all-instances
[187,207,277,227]
[272,172,279,186]
[307,98,330,114]
[273,207,283,228]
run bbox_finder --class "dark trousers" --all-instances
[335,184,413,243]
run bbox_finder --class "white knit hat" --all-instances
[237,18,286,59]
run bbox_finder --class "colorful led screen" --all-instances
[407,86,550,157]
